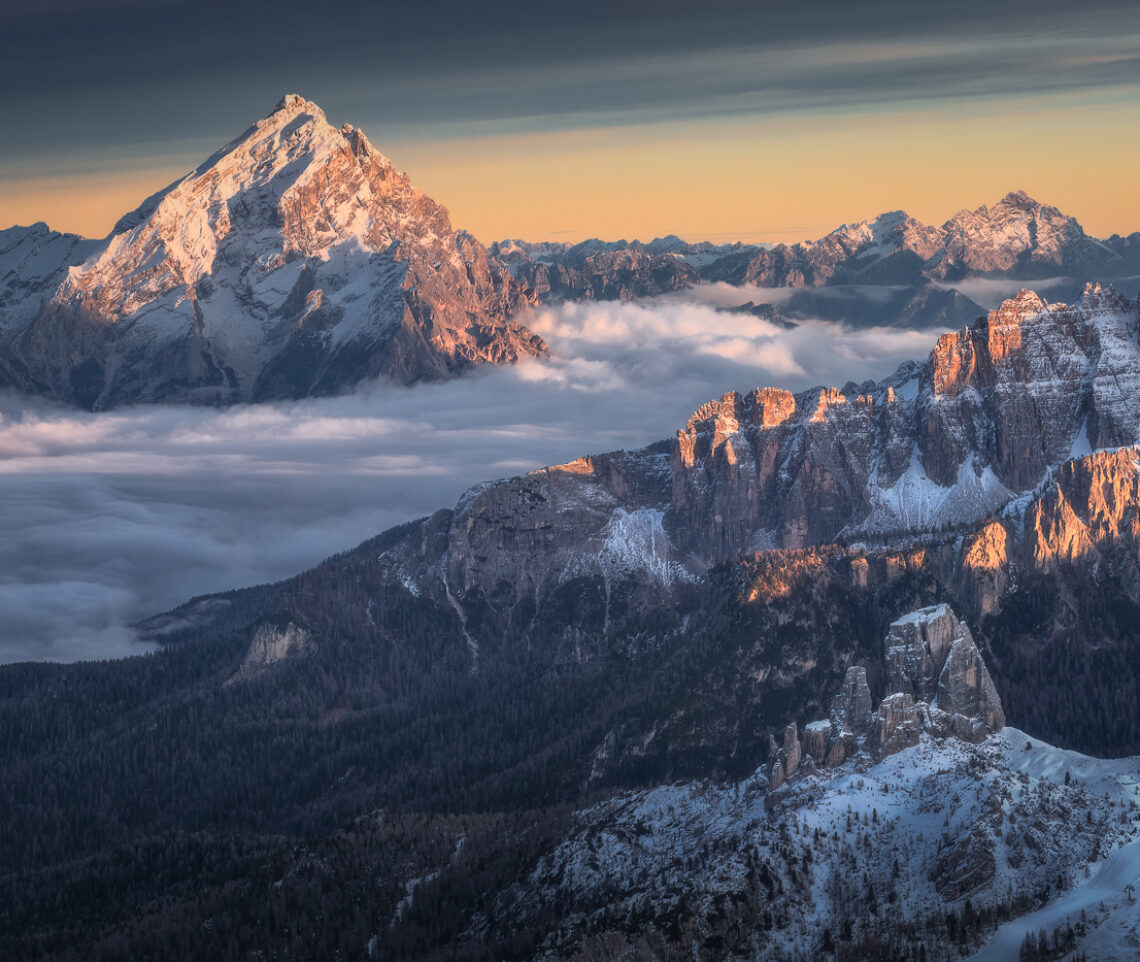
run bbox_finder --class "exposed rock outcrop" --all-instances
[801,719,832,763]
[767,723,803,791]
[0,95,545,408]
[227,620,311,685]
[829,665,873,736]
[769,605,1004,791]
[881,603,1004,737]
[668,285,1140,554]
[871,692,923,757]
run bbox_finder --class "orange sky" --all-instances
[4,95,1139,245]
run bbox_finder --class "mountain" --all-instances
[500,192,1140,330]
[2,285,1139,958]
[4,608,1138,961]
[932,190,1128,280]
[4,103,1139,411]
[7,110,1140,413]
[478,609,1140,962]
[0,95,544,408]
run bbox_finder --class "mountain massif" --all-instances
[495,191,1140,327]
[2,282,1139,959]
[0,95,542,408]
[3,95,1140,408]
[4,93,1140,962]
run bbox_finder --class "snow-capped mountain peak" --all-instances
[270,92,326,120]
[1,95,543,407]
[94,91,402,283]
[932,190,1091,279]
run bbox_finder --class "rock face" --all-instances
[0,95,544,408]
[876,604,1004,751]
[669,284,1140,554]
[801,719,831,762]
[227,620,311,684]
[769,604,1004,790]
[946,443,1140,623]
[767,722,804,790]
[1026,445,1140,570]
[829,665,873,736]
[886,603,967,702]
[871,692,923,757]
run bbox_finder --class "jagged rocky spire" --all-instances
[768,604,1004,791]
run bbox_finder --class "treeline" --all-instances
[0,807,571,962]
[0,556,931,877]
[984,565,1140,756]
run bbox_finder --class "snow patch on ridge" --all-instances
[559,507,695,591]
[859,454,1014,534]
[890,602,951,627]
[596,507,688,588]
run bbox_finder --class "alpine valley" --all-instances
[3,97,1140,962]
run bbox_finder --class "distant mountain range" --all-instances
[2,95,1140,408]
[494,190,1140,330]
[498,189,1140,295]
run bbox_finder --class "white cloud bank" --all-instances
[0,293,944,663]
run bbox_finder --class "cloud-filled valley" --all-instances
[0,293,946,663]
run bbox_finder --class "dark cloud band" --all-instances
[2,1,1138,176]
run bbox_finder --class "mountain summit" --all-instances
[0,95,544,408]
[495,190,1140,334]
[4,94,1140,410]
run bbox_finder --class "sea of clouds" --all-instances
[0,291,946,663]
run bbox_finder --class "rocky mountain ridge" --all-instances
[767,604,1006,789]
[500,190,1140,312]
[5,93,1140,408]
[322,284,1139,656]
[0,95,543,408]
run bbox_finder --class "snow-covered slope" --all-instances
[487,708,1140,960]
[966,769,1140,962]
[0,95,544,408]
[0,224,101,335]
[459,608,1140,960]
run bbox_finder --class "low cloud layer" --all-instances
[0,294,944,664]
[932,276,1075,308]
